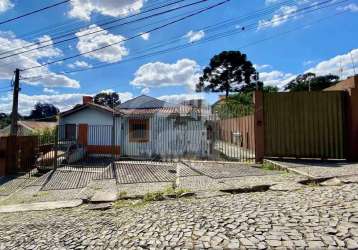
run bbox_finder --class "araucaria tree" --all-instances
[94,92,121,108]
[196,51,259,97]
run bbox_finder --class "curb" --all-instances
[263,159,316,179]
[0,199,83,213]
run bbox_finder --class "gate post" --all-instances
[254,91,264,163]
[347,86,358,161]
[53,126,58,171]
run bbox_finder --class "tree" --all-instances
[196,51,259,97]
[213,92,254,118]
[284,72,339,92]
[28,103,59,120]
[0,113,10,129]
[94,92,121,108]
[263,85,279,93]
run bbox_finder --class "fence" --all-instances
[262,91,347,159]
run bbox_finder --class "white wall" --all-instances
[120,115,209,158]
[59,108,117,146]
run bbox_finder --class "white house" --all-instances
[59,95,210,159]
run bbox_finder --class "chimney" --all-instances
[83,96,93,104]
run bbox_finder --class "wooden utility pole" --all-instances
[10,69,20,136]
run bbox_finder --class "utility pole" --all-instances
[10,69,20,136]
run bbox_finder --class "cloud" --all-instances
[338,3,358,12]
[254,64,271,71]
[131,59,202,91]
[67,60,92,69]
[43,88,59,94]
[75,24,129,63]
[158,93,204,104]
[184,30,205,43]
[306,48,358,79]
[259,70,296,87]
[0,32,79,88]
[258,5,298,29]
[140,32,150,41]
[68,0,145,21]
[0,0,13,13]
[140,87,150,95]
[0,91,133,114]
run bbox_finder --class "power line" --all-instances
[0,0,71,26]
[11,0,170,41]
[0,0,190,57]
[21,0,229,72]
[21,0,349,80]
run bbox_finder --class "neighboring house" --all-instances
[0,121,57,137]
[59,95,210,158]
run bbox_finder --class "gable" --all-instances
[118,95,169,109]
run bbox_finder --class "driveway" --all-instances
[268,159,358,178]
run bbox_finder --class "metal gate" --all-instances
[263,91,347,159]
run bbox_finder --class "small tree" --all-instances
[196,51,259,97]
[94,92,121,108]
[285,72,339,92]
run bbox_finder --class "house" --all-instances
[0,120,57,137]
[59,95,210,159]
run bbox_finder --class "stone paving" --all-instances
[1,183,358,249]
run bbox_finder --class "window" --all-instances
[65,124,76,141]
[129,119,149,142]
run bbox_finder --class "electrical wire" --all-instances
[0,0,71,26]
[21,0,229,72]
[0,0,203,58]
[21,0,350,80]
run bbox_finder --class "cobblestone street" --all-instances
[1,183,358,249]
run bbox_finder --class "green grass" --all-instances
[143,191,165,202]
[118,191,128,199]
[262,162,281,171]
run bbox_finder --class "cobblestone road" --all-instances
[1,183,358,249]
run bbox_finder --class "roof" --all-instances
[324,75,358,92]
[119,106,201,116]
[18,121,57,131]
[118,95,170,109]
[60,102,115,118]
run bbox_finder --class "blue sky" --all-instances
[0,0,357,114]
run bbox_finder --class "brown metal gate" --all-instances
[263,91,346,159]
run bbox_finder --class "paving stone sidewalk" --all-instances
[0,183,358,249]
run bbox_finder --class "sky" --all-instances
[0,0,357,115]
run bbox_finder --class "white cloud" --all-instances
[306,48,358,79]
[67,60,92,69]
[75,24,129,63]
[258,5,298,29]
[0,0,13,13]
[43,88,59,94]
[68,0,145,21]
[0,32,79,88]
[158,93,204,104]
[131,59,202,91]
[140,87,150,95]
[338,3,358,12]
[140,32,150,41]
[184,30,205,43]
[260,70,296,87]
[265,0,280,5]
[254,64,271,71]
[0,91,133,114]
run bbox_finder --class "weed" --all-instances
[262,162,281,171]
[143,191,165,202]
[164,186,191,198]
[118,191,128,199]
